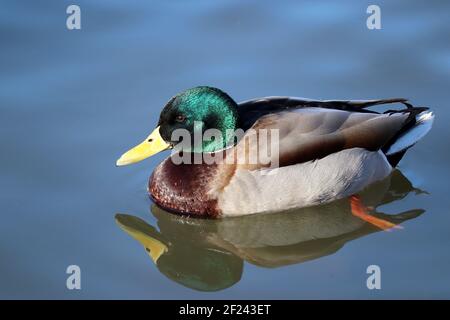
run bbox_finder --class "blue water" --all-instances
[1,0,450,299]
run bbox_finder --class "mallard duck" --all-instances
[117,86,434,222]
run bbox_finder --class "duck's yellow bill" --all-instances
[116,126,170,166]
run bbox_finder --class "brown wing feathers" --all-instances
[235,96,428,169]
[237,110,409,169]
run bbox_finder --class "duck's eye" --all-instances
[175,114,186,123]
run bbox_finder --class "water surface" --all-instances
[1,0,450,298]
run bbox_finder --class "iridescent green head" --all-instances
[158,86,239,152]
[116,86,239,166]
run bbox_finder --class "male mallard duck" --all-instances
[117,86,434,223]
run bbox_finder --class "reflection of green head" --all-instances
[115,213,243,292]
[157,247,243,292]
[153,207,243,292]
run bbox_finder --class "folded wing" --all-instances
[234,107,409,169]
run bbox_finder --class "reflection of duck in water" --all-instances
[115,170,426,291]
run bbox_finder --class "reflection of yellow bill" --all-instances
[115,214,168,264]
[116,126,170,166]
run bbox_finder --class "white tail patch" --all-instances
[386,111,434,155]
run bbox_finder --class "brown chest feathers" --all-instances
[148,155,223,218]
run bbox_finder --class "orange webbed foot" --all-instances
[350,195,403,231]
